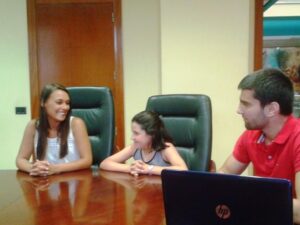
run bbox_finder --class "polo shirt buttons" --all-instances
[267,155,272,160]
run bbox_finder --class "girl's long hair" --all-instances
[36,83,72,160]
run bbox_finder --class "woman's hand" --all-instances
[29,160,50,176]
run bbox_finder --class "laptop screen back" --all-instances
[161,170,293,225]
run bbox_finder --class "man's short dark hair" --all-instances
[238,68,294,115]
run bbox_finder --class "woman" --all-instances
[100,111,187,175]
[16,83,92,176]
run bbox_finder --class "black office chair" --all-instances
[146,94,212,171]
[67,86,115,166]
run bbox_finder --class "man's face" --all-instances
[237,89,268,130]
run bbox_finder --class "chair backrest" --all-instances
[67,86,115,166]
[146,94,212,171]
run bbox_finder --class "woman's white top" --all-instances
[34,116,80,164]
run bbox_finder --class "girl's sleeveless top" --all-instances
[133,148,171,167]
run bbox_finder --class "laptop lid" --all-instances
[161,170,293,225]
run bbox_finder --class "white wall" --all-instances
[159,0,253,169]
[0,0,30,169]
[264,4,300,16]
[122,0,162,143]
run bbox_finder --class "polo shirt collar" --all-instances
[268,115,296,144]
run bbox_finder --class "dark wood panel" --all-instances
[36,3,115,88]
[37,0,113,3]
[255,0,263,70]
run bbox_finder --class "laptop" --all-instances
[161,170,293,225]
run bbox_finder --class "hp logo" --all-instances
[216,204,231,219]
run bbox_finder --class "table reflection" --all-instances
[12,169,165,225]
[100,171,165,225]
[16,170,93,224]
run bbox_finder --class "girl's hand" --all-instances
[130,160,148,176]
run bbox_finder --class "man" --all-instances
[219,68,300,224]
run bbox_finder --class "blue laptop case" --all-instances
[161,170,293,225]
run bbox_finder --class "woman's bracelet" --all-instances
[148,165,154,175]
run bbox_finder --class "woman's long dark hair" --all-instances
[132,111,173,152]
[36,83,72,160]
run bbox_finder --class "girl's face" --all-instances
[43,90,70,123]
[131,122,152,149]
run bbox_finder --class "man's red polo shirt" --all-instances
[233,115,300,196]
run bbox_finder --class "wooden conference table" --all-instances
[0,168,166,225]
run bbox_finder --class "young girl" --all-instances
[100,111,187,175]
[16,83,92,176]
